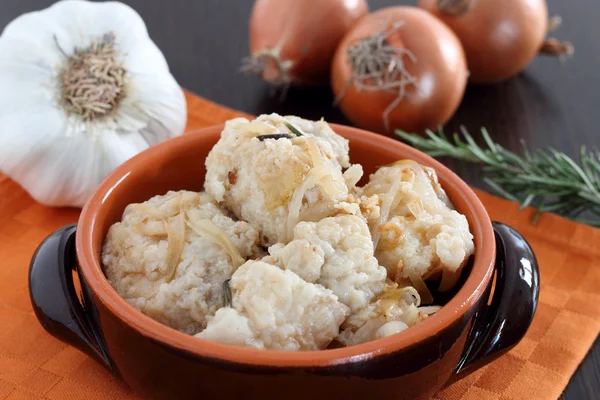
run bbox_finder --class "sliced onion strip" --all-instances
[287,169,325,240]
[299,200,336,222]
[185,211,244,270]
[407,270,434,305]
[372,176,402,248]
[306,138,325,170]
[164,213,185,282]
[417,306,442,316]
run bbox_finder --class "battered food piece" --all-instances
[361,161,474,290]
[102,191,261,335]
[205,114,358,246]
[263,214,387,312]
[197,261,350,351]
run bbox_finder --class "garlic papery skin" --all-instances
[0,0,187,207]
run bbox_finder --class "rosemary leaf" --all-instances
[222,279,232,307]
[257,133,295,141]
[532,210,542,225]
[437,126,449,142]
[395,127,600,227]
[579,190,600,206]
[560,153,600,196]
[519,194,536,210]
[283,121,303,136]
[482,128,500,154]
[483,178,519,202]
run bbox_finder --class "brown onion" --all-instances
[331,6,468,134]
[243,0,369,88]
[418,0,573,84]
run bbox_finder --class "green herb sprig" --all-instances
[396,127,600,228]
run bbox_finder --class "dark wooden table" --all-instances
[1,0,598,398]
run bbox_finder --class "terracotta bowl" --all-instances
[29,124,539,400]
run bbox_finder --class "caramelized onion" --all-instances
[164,213,186,282]
[407,270,434,305]
[185,211,245,270]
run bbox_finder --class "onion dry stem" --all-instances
[240,33,292,100]
[334,21,418,131]
[436,0,473,15]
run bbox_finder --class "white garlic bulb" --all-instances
[0,0,187,207]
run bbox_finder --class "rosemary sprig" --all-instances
[396,127,600,228]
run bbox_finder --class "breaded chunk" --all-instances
[264,214,387,312]
[205,114,356,246]
[361,161,474,286]
[102,191,261,335]
[197,261,349,350]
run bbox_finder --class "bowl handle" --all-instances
[453,221,540,378]
[29,224,113,372]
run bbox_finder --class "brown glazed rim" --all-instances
[76,123,495,367]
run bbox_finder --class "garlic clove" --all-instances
[102,129,152,162]
[125,41,171,74]
[12,136,95,207]
[127,74,187,135]
[52,1,152,50]
[138,120,179,147]
[0,17,65,67]
[44,1,131,49]
[0,107,65,171]
[19,131,148,208]
[0,87,54,116]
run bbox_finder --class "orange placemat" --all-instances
[0,90,598,400]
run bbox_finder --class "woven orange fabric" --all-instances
[0,91,598,400]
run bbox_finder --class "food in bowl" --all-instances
[204,114,360,246]
[361,160,475,293]
[197,260,350,351]
[102,190,263,334]
[263,214,386,312]
[101,114,475,350]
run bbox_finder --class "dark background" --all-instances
[1,0,598,398]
